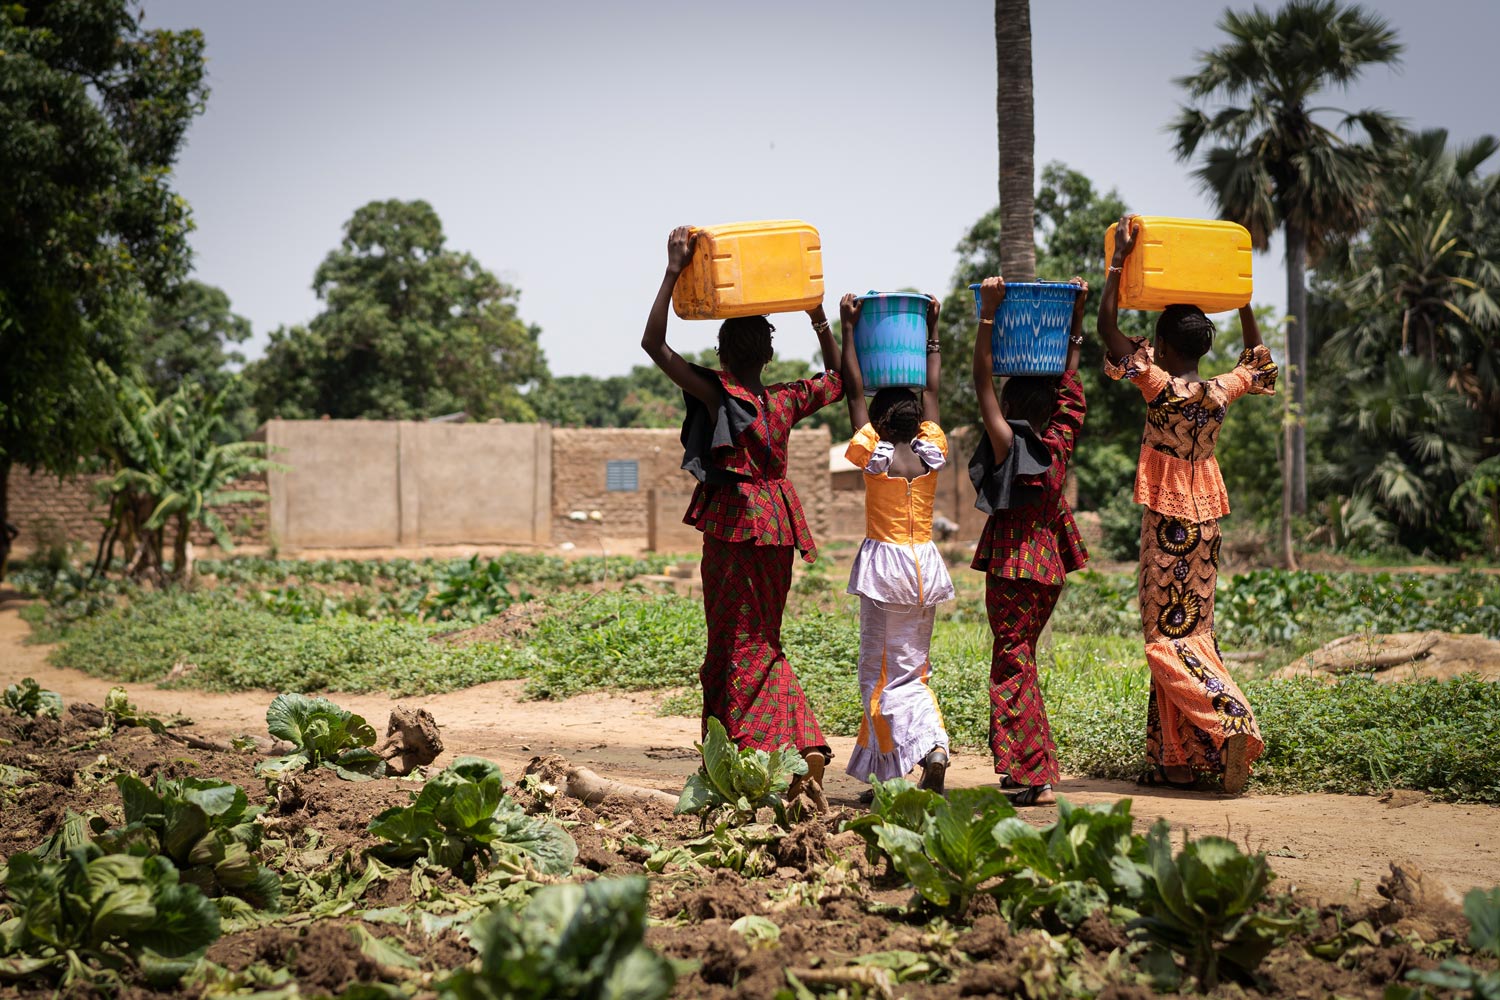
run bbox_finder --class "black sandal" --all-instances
[857,787,875,806]
[1004,782,1054,806]
[918,749,949,794]
[1136,766,1200,790]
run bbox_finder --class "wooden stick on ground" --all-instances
[525,755,680,810]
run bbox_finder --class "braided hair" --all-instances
[869,387,921,442]
[717,315,774,372]
[1156,304,1214,360]
[1000,376,1059,433]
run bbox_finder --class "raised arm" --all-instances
[972,277,1014,462]
[838,293,870,429]
[922,294,942,424]
[1066,277,1088,371]
[1238,304,1263,350]
[811,301,840,373]
[641,225,720,408]
[1097,213,1140,362]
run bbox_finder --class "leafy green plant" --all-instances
[1,678,61,719]
[0,845,220,987]
[101,687,183,735]
[841,777,942,868]
[674,717,807,827]
[92,774,280,912]
[991,797,1148,927]
[367,757,576,883]
[1390,886,1500,1000]
[423,556,531,623]
[1128,821,1309,990]
[256,694,385,780]
[680,823,778,877]
[438,876,673,1000]
[874,786,1018,917]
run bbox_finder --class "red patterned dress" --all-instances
[968,371,1088,785]
[1104,341,1277,781]
[680,367,843,757]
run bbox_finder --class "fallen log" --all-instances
[525,754,680,810]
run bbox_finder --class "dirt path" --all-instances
[3,596,1497,906]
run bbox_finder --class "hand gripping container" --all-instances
[1104,216,1253,312]
[671,220,824,320]
[969,282,1081,376]
[853,292,929,391]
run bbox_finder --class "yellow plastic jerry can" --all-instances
[671,220,823,320]
[1104,217,1253,312]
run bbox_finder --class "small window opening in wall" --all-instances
[606,459,639,492]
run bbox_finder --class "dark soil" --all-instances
[0,710,1487,999]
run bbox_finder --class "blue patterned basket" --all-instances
[969,282,1080,376]
[854,291,928,390]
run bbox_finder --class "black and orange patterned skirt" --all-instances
[1137,509,1262,776]
[699,535,830,759]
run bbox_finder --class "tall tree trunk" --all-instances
[172,511,193,584]
[0,457,11,583]
[995,0,1036,282]
[1280,393,1299,571]
[1285,221,1308,516]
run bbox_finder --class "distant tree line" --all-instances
[3,0,1496,581]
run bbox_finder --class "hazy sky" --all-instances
[139,0,1498,377]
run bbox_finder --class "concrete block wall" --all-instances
[550,425,832,550]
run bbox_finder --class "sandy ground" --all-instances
[2,593,1497,907]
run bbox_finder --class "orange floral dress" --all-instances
[1104,341,1277,779]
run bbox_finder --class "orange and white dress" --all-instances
[1105,340,1278,778]
[843,421,953,783]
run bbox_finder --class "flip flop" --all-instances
[1136,766,1200,791]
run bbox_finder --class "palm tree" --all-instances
[1169,0,1403,520]
[996,0,1036,281]
[1335,356,1477,545]
[1324,129,1500,427]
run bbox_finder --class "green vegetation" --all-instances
[438,877,674,1000]
[844,787,1307,988]
[874,786,1020,917]
[257,694,385,780]
[0,846,221,988]
[0,0,207,583]
[1,678,61,720]
[30,564,1500,803]
[1389,887,1500,999]
[94,775,281,912]
[1131,823,1309,991]
[367,757,577,883]
[95,369,275,583]
[675,718,808,828]
[244,199,546,424]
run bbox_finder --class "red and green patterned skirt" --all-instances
[699,535,829,758]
